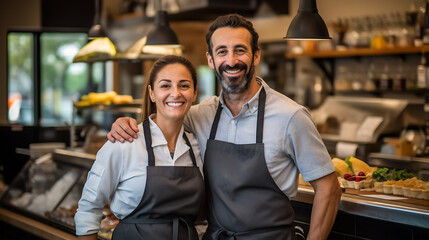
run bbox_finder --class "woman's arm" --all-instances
[75,142,123,236]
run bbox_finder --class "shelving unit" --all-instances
[70,100,142,150]
[285,45,429,59]
[284,45,429,93]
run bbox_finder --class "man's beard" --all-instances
[214,58,255,94]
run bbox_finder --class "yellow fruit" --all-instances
[332,158,352,177]
[88,92,110,104]
[80,95,89,101]
[105,91,118,101]
[371,35,387,49]
[348,156,374,175]
[74,100,91,107]
[113,95,133,104]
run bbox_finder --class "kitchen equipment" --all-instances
[400,125,426,156]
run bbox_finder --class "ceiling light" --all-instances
[146,10,181,46]
[88,0,107,39]
[284,0,331,40]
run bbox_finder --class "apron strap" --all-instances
[182,132,197,167]
[209,87,266,143]
[209,103,223,140]
[144,118,197,167]
[256,88,266,143]
[143,118,156,166]
[121,216,193,240]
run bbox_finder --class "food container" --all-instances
[383,184,393,194]
[354,181,363,189]
[374,182,384,193]
[363,179,374,189]
[402,187,412,198]
[410,188,424,199]
[422,189,429,200]
[337,177,347,188]
[392,185,404,196]
[347,180,355,189]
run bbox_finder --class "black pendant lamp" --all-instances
[88,0,107,39]
[284,0,331,40]
[145,0,180,47]
[73,0,116,62]
[146,10,180,46]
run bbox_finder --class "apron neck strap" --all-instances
[256,87,266,143]
[209,87,266,143]
[182,132,198,166]
[143,118,156,166]
[143,118,198,167]
[209,103,223,140]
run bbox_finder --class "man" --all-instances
[107,14,341,240]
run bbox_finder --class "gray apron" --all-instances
[112,119,205,240]
[203,88,295,240]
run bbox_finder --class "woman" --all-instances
[75,55,204,240]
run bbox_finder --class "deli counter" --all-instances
[1,96,429,239]
[0,149,114,240]
[1,148,429,239]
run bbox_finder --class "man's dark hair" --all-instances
[206,14,260,56]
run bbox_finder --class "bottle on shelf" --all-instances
[379,64,393,90]
[334,66,352,92]
[422,0,429,45]
[393,61,406,91]
[424,94,429,156]
[364,62,377,91]
[417,55,427,89]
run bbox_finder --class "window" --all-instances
[7,31,103,126]
[8,33,34,125]
[40,32,88,126]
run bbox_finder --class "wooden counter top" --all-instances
[0,208,77,240]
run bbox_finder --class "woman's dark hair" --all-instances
[141,55,198,120]
[205,13,260,57]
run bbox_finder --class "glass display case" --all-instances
[0,149,95,235]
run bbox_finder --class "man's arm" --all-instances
[307,172,342,240]
[78,234,97,240]
[107,117,139,143]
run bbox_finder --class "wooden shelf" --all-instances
[285,45,429,59]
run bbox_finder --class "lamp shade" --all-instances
[88,0,107,39]
[146,10,180,46]
[284,0,331,40]
[88,24,107,39]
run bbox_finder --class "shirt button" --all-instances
[231,120,236,125]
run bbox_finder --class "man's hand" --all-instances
[107,117,139,143]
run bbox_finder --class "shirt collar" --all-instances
[147,114,190,159]
[219,77,269,115]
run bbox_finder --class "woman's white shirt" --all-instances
[74,116,203,236]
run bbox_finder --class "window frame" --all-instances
[7,27,94,126]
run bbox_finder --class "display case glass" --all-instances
[0,149,93,234]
